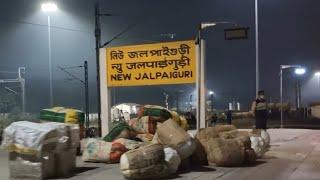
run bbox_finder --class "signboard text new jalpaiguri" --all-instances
[106,40,196,87]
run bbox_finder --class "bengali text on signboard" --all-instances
[106,40,196,87]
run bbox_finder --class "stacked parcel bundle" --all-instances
[2,121,79,179]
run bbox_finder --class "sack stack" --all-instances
[194,125,264,167]
[2,121,78,179]
[156,119,196,160]
[120,144,170,180]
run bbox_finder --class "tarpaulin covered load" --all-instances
[40,107,84,124]
[1,121,60,156]
[3,121,78,179]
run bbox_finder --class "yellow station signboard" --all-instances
[106,40,196,87]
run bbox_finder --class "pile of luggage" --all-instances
[81,105,192,179]
[1,121,80,179]
[193,125,270,167]
[81,104,270,179]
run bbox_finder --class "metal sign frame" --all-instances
[99,40,205,136]
[224,27,249,40]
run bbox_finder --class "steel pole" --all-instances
[211,94,214,112]
[48,15,53,107]
[189,94,192,111]
[95,3,102,137]
[200,39,206,129]
[18,67,26,113]
[255,0,259,97]
[84,61,90,130]
[196,27,201,130]
[297,79,301,109]
[280,66,283,128]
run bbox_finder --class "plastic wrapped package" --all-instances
[82,139,128,163]
[9,152,55,180]
[164,147,181,174]
[113,138,143,150]
[251,129,270,149]
[250,136,267,158]
[261,130,270,147]
[40,107,84,124]
[156,119,196,160]
[2,121,59,156]
[82,138,112,162]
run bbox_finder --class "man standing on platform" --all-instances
[251,90,268,129]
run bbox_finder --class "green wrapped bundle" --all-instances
[103,122,136,142]
[40,107,84,124]
[138,105,172,122]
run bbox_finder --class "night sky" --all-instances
[0,0,319,112]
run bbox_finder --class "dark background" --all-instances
[0,0,319,112]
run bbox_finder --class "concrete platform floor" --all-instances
[1,129,320,180]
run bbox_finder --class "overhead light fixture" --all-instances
[295,68,306,75]
[209,91,215,95]
[315,72,320,77]
[200,22,217,30]
[41,2,58,12]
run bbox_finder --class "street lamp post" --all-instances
[255,0,260,97]
[197,22,215,130]
[197,21,236,130]
[41,2,58,107]
[315,72,320,87]
[209,91,214,113]
[294,68,306,109]
[280,65,305,128]
[94,3,112,137]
